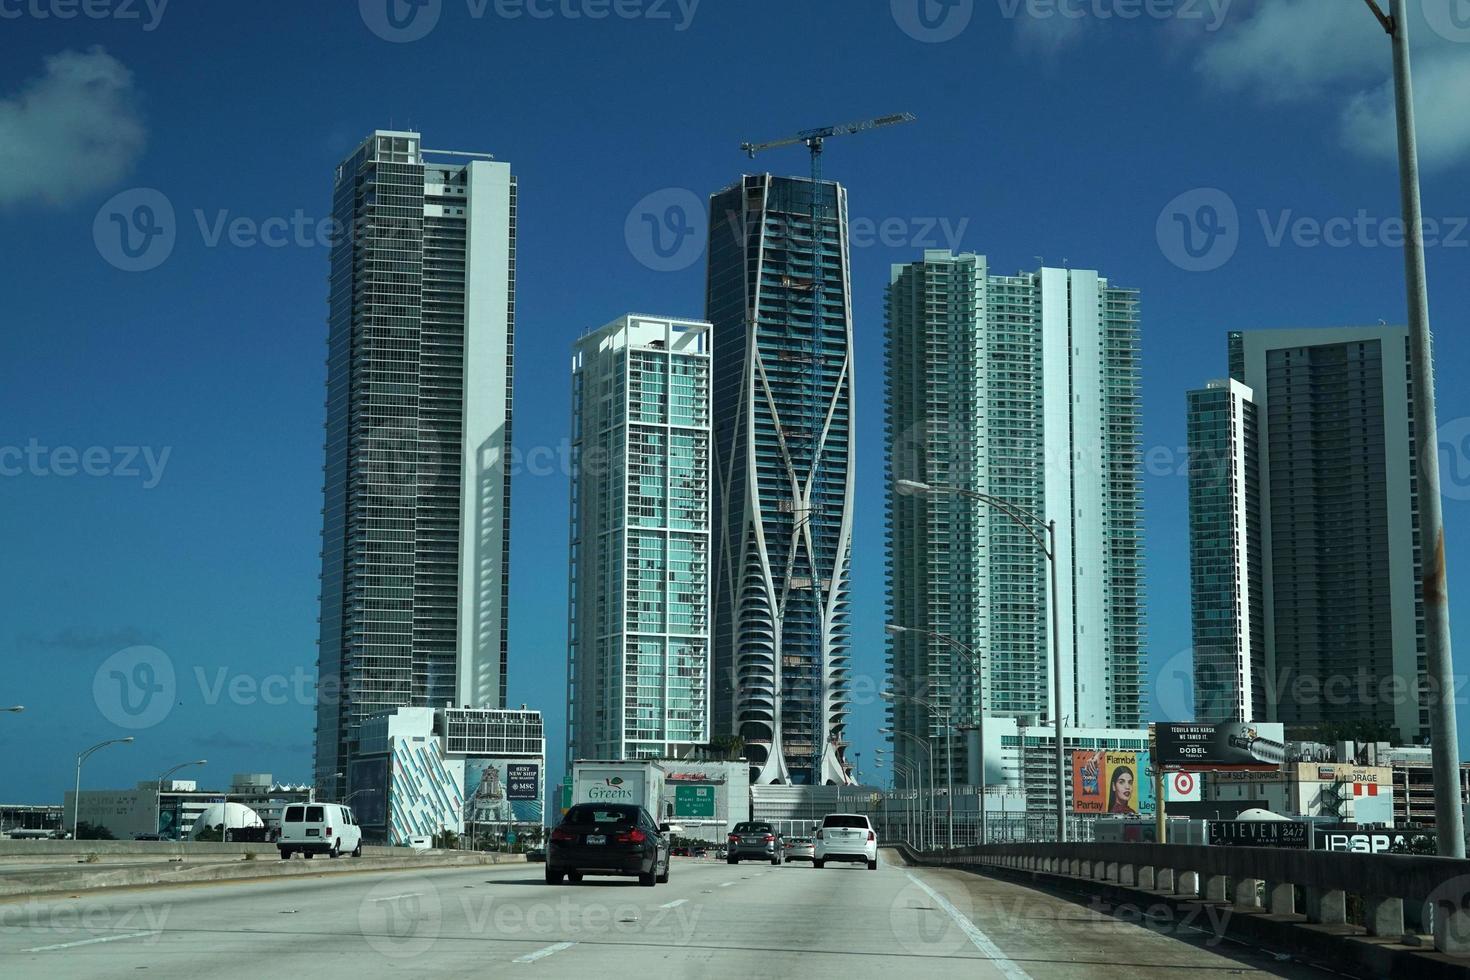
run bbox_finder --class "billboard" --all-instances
[464,758,544,824]
[1208,820,1308,848]
[674,784,716,819]
[1155,722,1286,771]
[1317,829,1433,853]
[1072,750,1154,815]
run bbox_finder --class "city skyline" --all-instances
[7,3,1470,802]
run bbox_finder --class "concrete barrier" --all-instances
[906,841,1470,980]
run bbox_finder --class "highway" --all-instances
[0,850,1335,978]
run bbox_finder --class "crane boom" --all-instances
[740,112,917,159]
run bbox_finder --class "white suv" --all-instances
[278,803,363,860]
[812,813,877,870]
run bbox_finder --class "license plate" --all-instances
[587,834,606,845]
[306,830,319,836]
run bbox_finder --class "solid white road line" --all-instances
[719,881,734,887]
[24,931,162,953]
[514,941,576,963]
[904,873,1033,980]
[659,898,689,909]
[372,892,422,903]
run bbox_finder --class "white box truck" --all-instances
[572,761,669,821]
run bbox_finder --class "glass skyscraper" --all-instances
[886,251,1145,788]
[1188,327,1427,742]
[706,174,855,786]
[315,131,516,800]
[566,315,712,761]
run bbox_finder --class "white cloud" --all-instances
[1340,53,1470,171]
[0,47,146,207]
[1193,0,1382,100]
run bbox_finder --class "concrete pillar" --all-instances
[1121,864,1136,887]
[1080,859,1093,878]
[1364,896,1404,938]
[1176,871,1199,897]
[1069,858,1081,876]
[1205,875,1228,903]
[1137,865,1155,889]
[1234,878,1263,910]
[1305,888,1347,925]
[1268,882,1295,916]
[1105,861,1118,882]
[1434,900,1470,957]
[1155,867,1175,892]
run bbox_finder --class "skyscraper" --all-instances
[706,174,854,786]
[566,314,713,761]
[886,251,1145,787]
[315,131,516,799]
[1188,327,1427,743]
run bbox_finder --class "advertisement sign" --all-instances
[1165,770,1201,803]
[1316,829,1433,853]
[1155,722,1286,771]
[1208,820,1308,848]
[1072,750,1154,815]
[674,784,716,819]
[464,759,544,824]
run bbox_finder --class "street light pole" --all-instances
[1361,0,1465,860]
[896,480,1068,842]
[155,760,207,841]
[883,728,933,850]
[882,689,953,850]
[74,737,135,840]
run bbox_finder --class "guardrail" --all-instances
[908,841,1470,976]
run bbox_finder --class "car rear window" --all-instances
[565,805,638,826]
[822,815,869,829]
[305,805,324,822]
[733,822,771,834]
[284,806,304,823]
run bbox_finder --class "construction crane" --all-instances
[740,112,917,184]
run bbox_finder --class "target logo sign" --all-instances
[1167,771,1200,802]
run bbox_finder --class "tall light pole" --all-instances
[882,727,933,850]
[897,479,1068,842]
[1360,0,1465,860]
[888,623,988,846]
[880,753,918,846]
[883,690,953,850]
[74,737,135,840]
[312,772,344,805]
[155,760,206,841]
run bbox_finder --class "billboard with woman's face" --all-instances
[1072,749,1154,815]
[1105,753,1139,814]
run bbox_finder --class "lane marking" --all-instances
[718,881,734,888]
[24,931,162,953]
[659,899,688,909]
[372,892,422,903]
[904,873,1033,980]
[514,941,576,963]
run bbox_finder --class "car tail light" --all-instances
[325,827,333,837]
[762,834,774,842]
[727,834,739,843]
[615,828,647,844]
[868,830,876,842]
[551,827,575,843]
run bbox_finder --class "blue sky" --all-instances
[3,0,1470,802]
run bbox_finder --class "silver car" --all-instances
[726,821,783,865]
[783,836,815,862]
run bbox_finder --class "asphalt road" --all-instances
[0,851,1338,978]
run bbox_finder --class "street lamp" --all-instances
[881,727,933,850]
[883,690,953,850]
[312,773,345,804]
[897,479,1067,842]
[343,788,377,807]
[74,737,135,840]
[155,760,206,841]
[878,753,918,847]
[2,706,23,714]
[1359,0,1465,860]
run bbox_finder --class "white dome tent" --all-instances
[188,802,265,841]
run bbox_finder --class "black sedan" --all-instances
[545,804,671,887]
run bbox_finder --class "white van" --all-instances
[278,803,363,859]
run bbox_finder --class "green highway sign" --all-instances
[674,784,715,818]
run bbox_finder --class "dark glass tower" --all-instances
[706,174,854,785]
